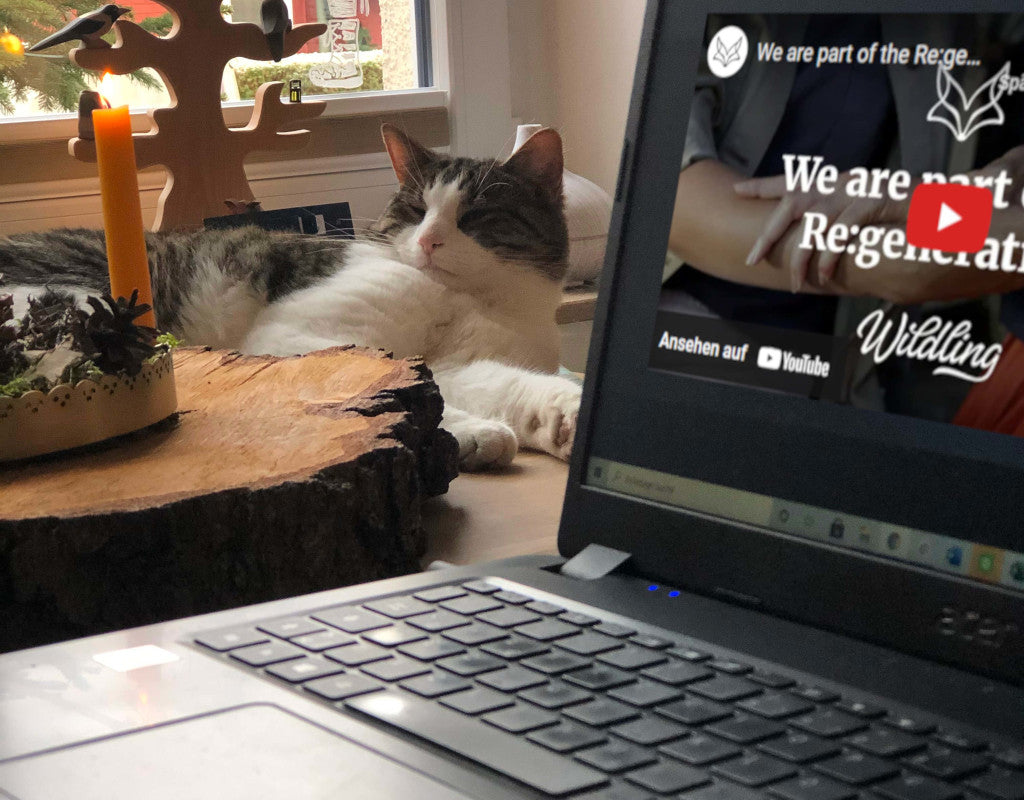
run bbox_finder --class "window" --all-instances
[0,0,435,124]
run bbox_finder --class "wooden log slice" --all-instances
[0,346,459,652]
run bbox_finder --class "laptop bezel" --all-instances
[559,0,1024,685]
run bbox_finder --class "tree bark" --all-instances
[0,347,459,652]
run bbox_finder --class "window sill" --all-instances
[0,88,448,145]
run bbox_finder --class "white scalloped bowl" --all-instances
[0,351,177,463]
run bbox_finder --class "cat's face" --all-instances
[375,126,569,292]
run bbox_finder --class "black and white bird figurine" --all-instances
[28,4,130,52]
[261,0,292,63]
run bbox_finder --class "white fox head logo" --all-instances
[712,35,744,68]
[927,62,1011,142]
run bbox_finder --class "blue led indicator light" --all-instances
[648,584,659,591]
[668,590,681,598]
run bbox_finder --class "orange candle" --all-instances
[93,83,155,327]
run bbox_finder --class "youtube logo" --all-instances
[906,184,993,253]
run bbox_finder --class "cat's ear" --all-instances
[503,128,564,205]
[381,124,436,187]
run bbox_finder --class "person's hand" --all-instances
[734,173,906,291]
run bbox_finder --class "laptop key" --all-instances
[576,741,658,773]
[598,646,668,671]
[303,672,382,701]
[560,612,600,626]
[399,670,472,698]
[874,773,962,800]
[360,656,430,682]
[362,624,429,648]
[749,671,796,689]
[660,734,742,766]
[257,617,325,639]
[711,753,798,787]
[558,632,624,656]
[594,623,637,638]
[528,722,608,753]
[518,680,592,709]
[292,629,356,652]
[440,686,514,715]
[607,679,682,708]
[412,585,467,603]
[790,686,840,703]
[885,716,938,736]
[229,640,304,667]
[442,622,509,646]
[397,638,465,662]
[612,715,688,746]
[476,607,541,629]
[834,699,887,719]
[687,676,762,702]
[641,660,713,685]
[363,595,434,619]
[707,659,752,675]
[266,657,344,683]
[313,606,392,633]
[194,626,268,652]
[904,748,988,781]
[461,580,500,594]
[516,619,581,641]
[668,647,712,662]
[626,759,710,793]
[630,634,673,650]
[931,731,988,752]
[680,780,764,800]
[493,590,532,605]
[434,651,505,676]
[574,784,651,800]
[966,768,1024,800]
[482,703,559,734]
[480,636,549,660]
[790,709,870,738]
[769,775,857,800]
[521,651,591,675]
[705,712,786,744]
[991,750,1024,771]
[406,610,472,633]
[846,727,928,758]
[737,691,816,720]
[564,665,636,691]
[477,665,548,693]
[758,733,842,764]
[346,691,607,796]
[814,750,901,785]
[324,642,391,666]
[564,698,642,727]
[526,601,565,615]
[656,697,732,726]
[440,595,504,616]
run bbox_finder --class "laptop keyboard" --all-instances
[193,580,1024,799]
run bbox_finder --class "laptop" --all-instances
[1,1,1022,797]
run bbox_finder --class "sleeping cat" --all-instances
[0,125,582,470]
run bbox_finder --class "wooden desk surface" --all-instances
[420,453,568,567]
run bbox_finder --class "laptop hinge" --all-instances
[560,544,632,580]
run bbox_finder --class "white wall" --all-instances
[508,0,647,194]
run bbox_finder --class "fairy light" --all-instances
[0,28,24,56]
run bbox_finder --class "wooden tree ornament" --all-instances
[68,1,328,231]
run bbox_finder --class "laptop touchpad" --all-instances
[0,704,474,799]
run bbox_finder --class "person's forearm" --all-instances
[670,159,1024,302]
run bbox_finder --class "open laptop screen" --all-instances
[582,8,1024,603]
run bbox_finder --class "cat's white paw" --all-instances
[531,384,581,461]
[449,417,518,471]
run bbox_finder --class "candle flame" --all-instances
[0,28,24,56]
[98,72,120,107]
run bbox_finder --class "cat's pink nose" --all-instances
[418,233,444,255]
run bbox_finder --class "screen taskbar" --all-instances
[586,457,1024,594]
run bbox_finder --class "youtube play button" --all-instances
[907,184,993,253]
